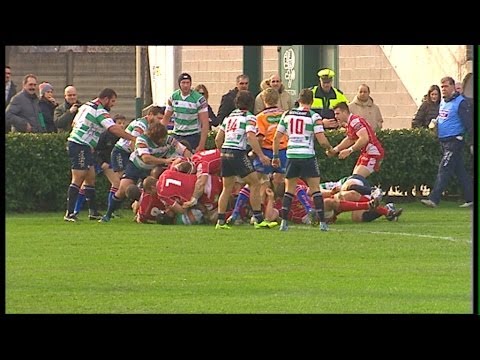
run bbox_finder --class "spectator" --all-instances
[348,84,384,132]
[161,72,209,152]
[5,66,17,132]
[455,82,463,94]
[458,79,473,109]
[194,84,219,128]
[421,76,473,208]
[217,74,252,124]
[6,73,44,133]
[411,85,441,129]
[5,66,17,108]
[254,74,293,114]
[38,82,58,133]
[311,68,348,129]
[54,85,82,133]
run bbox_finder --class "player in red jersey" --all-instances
[126,179,167,223]
[157,169,222,222]
[173,148,222,209]
[327,102,384,179]
[191,148,221,175]
[128,170,222,224]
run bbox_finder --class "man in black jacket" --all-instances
[54,85,82,133]
[5,66,17,132]
[5,66,17,107]
[216,74,252,124]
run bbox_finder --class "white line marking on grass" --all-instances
[288,226,472,243]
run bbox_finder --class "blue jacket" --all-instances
[437,92,472,140]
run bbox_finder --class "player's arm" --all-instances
[183,174,208,208]
[183,148,193,159]
[338,128,369,159]
[215,128,225,149]
[133,206,156,224]
[249,133,264,158]
[167,201,186,214]
[108,124,136,142]
[271,128,283,168]
[193,202,215,224]
[315,132,333,152]
[196,109,210,152]
[264,188,279,222]
[141,153,173,166]
[328,136,355,157]
[132,200,140,215]
[257,134,264,149]
[248,131,269,166]
[161,98,173,126]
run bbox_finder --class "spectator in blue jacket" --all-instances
[421,76,473,208]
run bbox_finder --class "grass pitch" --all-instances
[5,201,473,314]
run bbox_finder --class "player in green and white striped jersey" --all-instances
[214,90,276,230]
[108,106,165,214]
[100,122,192,222]
[272,88,334,231]
[111,106,165,174]
[63,88,135,222]
[161,73,209,153]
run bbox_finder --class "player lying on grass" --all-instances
[322,175,403,224]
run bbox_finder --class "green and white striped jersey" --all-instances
[276,107,324,158]
[220,109,257,150]
[114,117,148,152]
[320,177,349,190]
[67,99,116,148]
[167,90,208,136]
[129,134,186,170]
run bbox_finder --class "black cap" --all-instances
[178,72,192,85]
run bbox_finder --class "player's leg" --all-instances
[216,176,235,229]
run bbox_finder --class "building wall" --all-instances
[178,46,280,116]
[180,45,471,130]
[339,45,418,129]
[179,46,243,114]
[8,45,469,130]
[179,45,419,129]
[7,48,136,121]
[379,45,472,105]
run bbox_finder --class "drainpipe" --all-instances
[135,46,143,118]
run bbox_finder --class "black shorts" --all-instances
[285,157,320,179]
[111,147,131,172]
[220,148,255,178]
[122,160,151,182]
[67,141,95,170]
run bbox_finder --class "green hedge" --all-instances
[5,129,473,212]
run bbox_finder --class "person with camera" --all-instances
[54,85,82,133]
